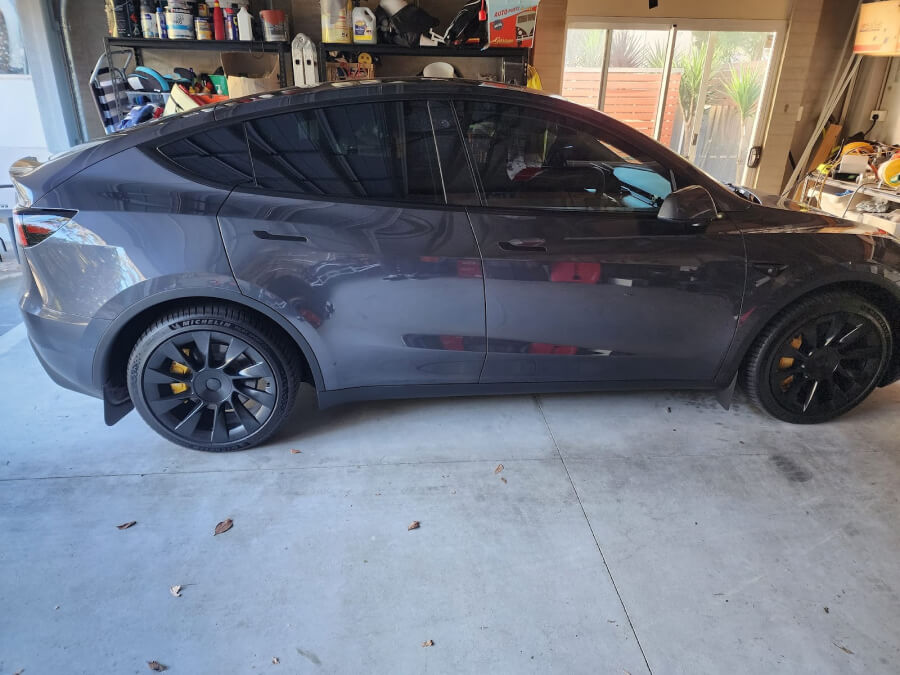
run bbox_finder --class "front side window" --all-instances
[245,100,447,204]
[454,100,675,211]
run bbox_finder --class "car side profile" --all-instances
[11,78,900,451]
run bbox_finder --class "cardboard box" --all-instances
[325,62,375,81]
[487,0,540,48]
[854,0,900,57]
[220,52,280,98]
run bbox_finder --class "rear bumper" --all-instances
[21,298,107,400]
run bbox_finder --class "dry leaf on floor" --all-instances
[214,518,233,535]
[169,585,182,598]
[422,640,434,647]
[117,521,137,530]
[272,657,280,664]
[147,661,167,671]
[407,521,420,531]
[833,642,853,655]
[494,464,504,474]
[290,449,301,454]
[500,477,507,484]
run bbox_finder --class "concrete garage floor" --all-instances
[1,269,899,674]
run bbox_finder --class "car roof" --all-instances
[211,77,562,122]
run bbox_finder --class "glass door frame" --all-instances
[564,16,787,187]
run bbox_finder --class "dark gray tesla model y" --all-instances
[11,78,900,451]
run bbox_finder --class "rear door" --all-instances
[452,99,746,383]
[217,99,486,391]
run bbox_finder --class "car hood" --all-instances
[729,187,899,240]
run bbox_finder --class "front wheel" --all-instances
[743,292,892,424]
[127,304,300,451]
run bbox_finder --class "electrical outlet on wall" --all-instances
[871,109,888,121]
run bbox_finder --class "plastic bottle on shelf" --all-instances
[212,0,226,40]
[237,6,253,41]
[224,5,236,39]
[140,0,159,38]
[155,3,168,39]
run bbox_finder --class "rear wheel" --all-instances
[127,304,299,451]
[743,292,891,424]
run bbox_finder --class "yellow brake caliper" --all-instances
[169,348,191,394]
[778,335,803,391]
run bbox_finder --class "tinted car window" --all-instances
[157,124,254,186]
[455,100,675,211]
[245,100,449,204]
[427,101,480,206]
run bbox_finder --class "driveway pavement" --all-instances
[1,268,898,674]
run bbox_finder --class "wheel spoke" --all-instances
[189,331,211,369]
[780,345,808,362]
[237,384,276,409]
[148,390,196,414]
[234,361,271,379]
[840,345,880,361]
[161,341,190,369]
[801,380,819,412]
[838,323,865,346]
[174,401,206,434]
[210,402,230,443]
[825,377,850,406]
[231,394,262,433]
[221,336,250,370]
[801,325,819,350]
[823,314,844,346]
[144,368,188,384]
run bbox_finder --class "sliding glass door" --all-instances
[563,20,783,186]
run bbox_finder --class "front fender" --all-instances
[715,234,900,385]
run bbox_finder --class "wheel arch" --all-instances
[723,277,900,387]
[93,290,326,411]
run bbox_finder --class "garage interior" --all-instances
[1,1,899,673]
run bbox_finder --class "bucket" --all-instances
[166,7,195,39]
[321,0,352,44]
[351,6,376,44]
[260,9,288,41]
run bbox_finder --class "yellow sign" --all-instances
[854,0,900,57]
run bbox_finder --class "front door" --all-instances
[453,99,746,383]
[218,99,485,391]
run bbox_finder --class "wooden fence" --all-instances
[561,68,683,145]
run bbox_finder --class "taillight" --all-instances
[13,209,75,248]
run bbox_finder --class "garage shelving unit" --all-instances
[103,37,293,87]
[317,43,531,86]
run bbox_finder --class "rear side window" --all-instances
[157,125,254,186]
[244,100,449,204]
[454,100,675,211]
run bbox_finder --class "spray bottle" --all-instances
[213,0,226,40]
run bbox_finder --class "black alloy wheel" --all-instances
[142,330,277,444]
[128,304,299,451]
[744,292,892,424]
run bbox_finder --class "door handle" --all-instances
[253,230,308,243]
[498,238,547,252]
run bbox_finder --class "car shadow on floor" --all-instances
[270,382,899,455]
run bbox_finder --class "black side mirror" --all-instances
[658,186,718,224]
